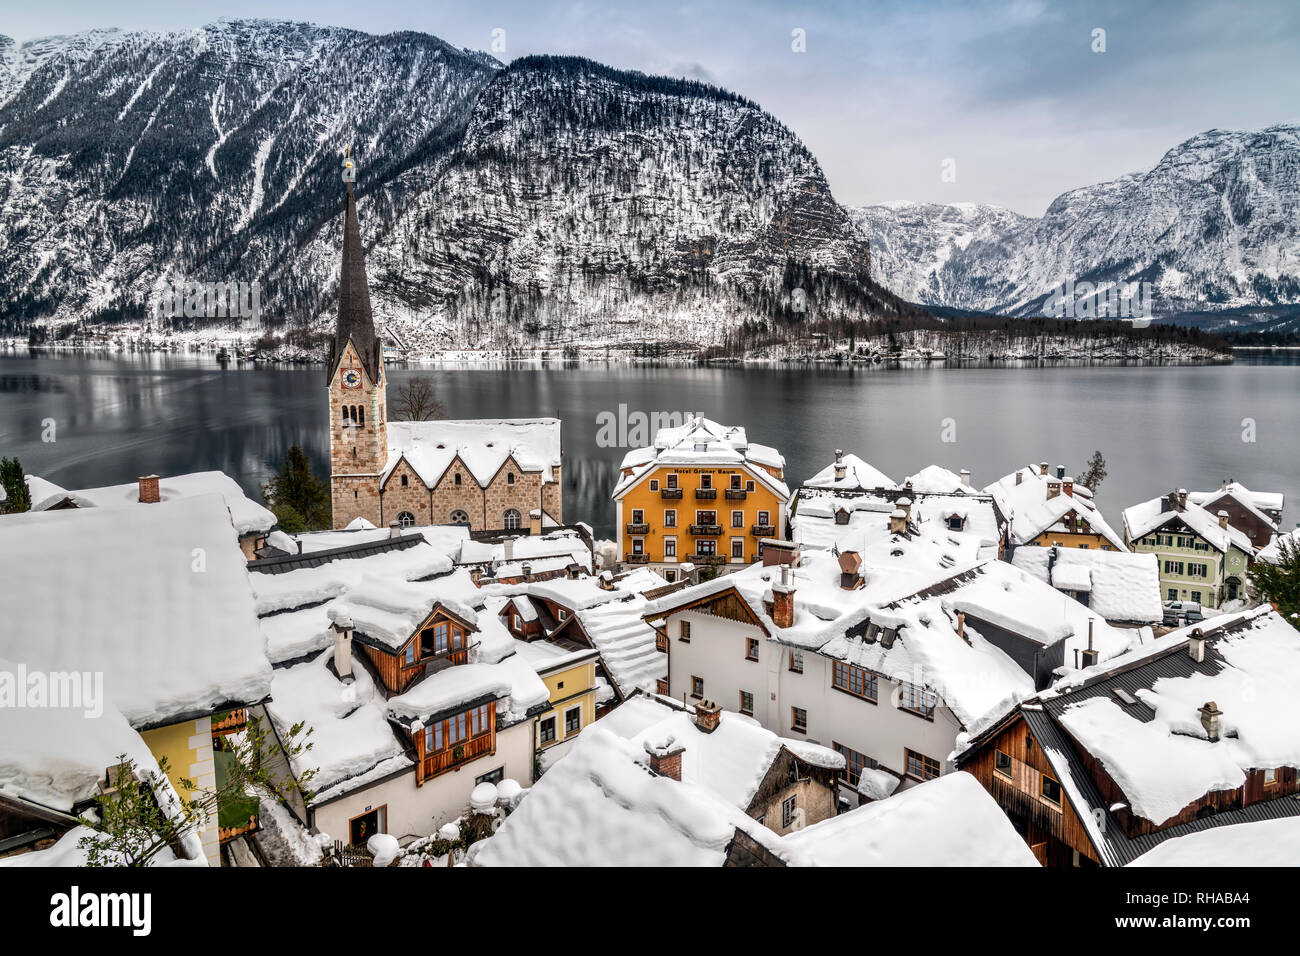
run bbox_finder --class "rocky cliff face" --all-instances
[854,124,1300,317]
[0,22,901,350]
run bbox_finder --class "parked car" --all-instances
[1162,600,1204,627]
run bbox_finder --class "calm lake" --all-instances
[1,351,1297,540]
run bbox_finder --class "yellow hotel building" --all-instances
[612,418,791,581]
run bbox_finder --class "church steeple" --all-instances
[329,146,381,385]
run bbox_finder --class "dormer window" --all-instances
[947,515,964,531]
[694,443,708,452]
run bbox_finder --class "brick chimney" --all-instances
[1063,477,1075,498]
[137,475,160,504]
[833,449,846,482]
[328,611,354,679]
[838,550,863,590]
[771,564,796,628]
[520,563,532,581]
[889,508,908,535]
[1047,480,1061,500]
[1188,627,1207,663]
[644,736,685,781]
[529,509,543,535]
[1198,700,1222,741]
[389,520,402,539]
[1039,461,1049,476]
[694,699,722,734]
[1218,510,1229,530]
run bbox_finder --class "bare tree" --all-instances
[392,376,448,421]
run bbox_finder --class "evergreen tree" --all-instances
[1079,450,1108,492]
[263,445,331,532]
[0,457,31,514]
[1249,541,1300,623]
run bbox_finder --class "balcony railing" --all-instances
[687,553,727,565]
[422,731,494,779]
[655,633,669,653]
[211,708,248,737]
[625,523,650,534]
[689,524,722,536]
[660,487,683,499]
[725,488,748,500]
[694,488,718,499]
[625,553,651,564]
[751,524,776,537]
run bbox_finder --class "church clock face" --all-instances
[342,368,363,389]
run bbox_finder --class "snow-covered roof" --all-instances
[330,575,478,653]
[792,485,1000,558]
[985,465,1125,550]
[643,544,1141,730]
[1258,526,1300,564]
[469,726,794,867]
[902,464,972,495]
[26,470,275,535]
[1189,481,1284,521]
[1011,546,1163,624]
[803,453,896,491]
[1122,494,1255,555]
[1043,607,1300,827]
[0,495,273,728]
[387,655,549,726]
[782,771,1039,866]
[613,707,842,811]
[612,417,790,501]
[383,418,562,488]
[1129,816,1300,867]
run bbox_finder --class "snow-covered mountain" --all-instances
[0,20,908,350]
[855,124,1300,317]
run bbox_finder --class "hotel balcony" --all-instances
[724,488,748,500]
[690,524,723,536]
[694,488,718,500]
[751,524,776,537]
[625,523,650,534]
[624,553,651,564]
[660,487,683,499]
[687,553,727,565]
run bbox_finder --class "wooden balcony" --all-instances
[211,708,248,737]
[725,488,748,500]
[422,731,494,779]
[694,488,717,500]
[624,553,651,564]
[689,523,722,536]
[218,814,259,844]
[655,633,669,653]
[751,524,776,537]
[687,553,727,565]
[625,523,650,534]
[660,487,683,499]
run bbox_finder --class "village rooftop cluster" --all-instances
[1,165,1298,870]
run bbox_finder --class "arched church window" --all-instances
[357,405,365,426]
[454,473,462,486]
[503,509,522,530]
[401,475,409,487]
[507,472,515,485]
[397,511,416,529]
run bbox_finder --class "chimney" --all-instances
[469,566,483,586]
[1177,488,1188,510]
[838,550,863,590]
[1081,618,1098,667]
[1015,470,1024,486]
[1056,465,1066,480]
[137,475,160,504]
[1198,700,1222,741]
[521,562,532,580]
[694,699,722,734]
[598,569,615,590]
[1188,627,1206,663]
[389,520,402,539]
[503,537,515,562]
[771,564,796,628]
[898,496,912,520]
[889,508,908,535]
[1217,510,1229,530]
[1047,481,1061,500]
[329,611,354,680]
[566,562,580,580]
[1039,461,1049,476]
[904,480,913,493]
[960,468,971,488]
[1063,477,1075,498]
[833,450,846,483]
[529,509,543,535]
[1220,478,1228,492]
[644,737,685,781]
[956,611,966,643]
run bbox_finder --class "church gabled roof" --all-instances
[328,180,382,385]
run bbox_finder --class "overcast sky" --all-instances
[6,0,1299,214]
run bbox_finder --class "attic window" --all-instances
[436,443,446,449]
[891,548,905,557]
[947,515,965,531]
[694,443,708,452]
[507,473,515,485]
[454,474,462,486]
